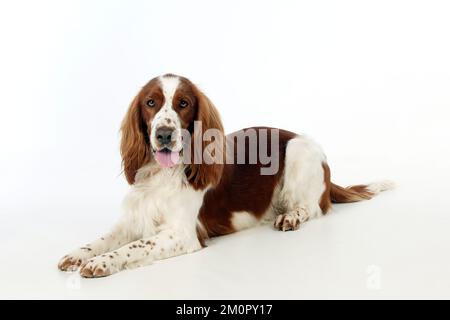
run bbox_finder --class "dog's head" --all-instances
[120,74,224,188]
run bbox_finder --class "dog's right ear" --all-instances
[120,95,151,184]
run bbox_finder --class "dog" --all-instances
[58,74,393,278]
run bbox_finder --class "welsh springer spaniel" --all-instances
[58,74,393,278]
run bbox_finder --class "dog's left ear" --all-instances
[120,94,152,184]
[186,85,224,190]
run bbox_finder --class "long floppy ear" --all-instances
[187,86,225,190]
[120,95,151,184]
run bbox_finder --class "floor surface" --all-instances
[1,170,449,299]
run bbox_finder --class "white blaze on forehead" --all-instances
[151,75,183,152]
[158,75,180,109]
[152,75,182,129]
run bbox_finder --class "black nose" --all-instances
[156,127,174,146]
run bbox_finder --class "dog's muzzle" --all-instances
[153,126,180,168]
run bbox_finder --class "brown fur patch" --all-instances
[120,78,162,184]
[330,183,374,203]
[319,163,332,213]
[197,128,295,237]
[184,81,225,190]
[196,225,208,247]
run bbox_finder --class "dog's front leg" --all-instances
[79,228,201,278]
[58,222,134,272]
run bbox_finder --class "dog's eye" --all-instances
[179,100,188,108]
[147,99,155,107]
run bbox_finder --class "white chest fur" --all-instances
[121,163,206,239]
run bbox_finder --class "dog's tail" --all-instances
[320,164,394,213]
[330,180,395,203]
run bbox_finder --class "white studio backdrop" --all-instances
[0,0,449,299]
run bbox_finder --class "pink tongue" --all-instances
[155,151,180,168]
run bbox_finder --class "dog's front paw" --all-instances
[58,248,94,272]
[79,255,123,278]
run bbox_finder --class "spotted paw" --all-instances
[58,248,94,272]
[79,254,123,278]
[274,209,308,231]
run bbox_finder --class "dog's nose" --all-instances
[156,127,174,146]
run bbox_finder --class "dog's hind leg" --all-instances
[273,136,327,231]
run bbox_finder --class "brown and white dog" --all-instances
[58,74,393,278]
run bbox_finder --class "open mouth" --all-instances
[154,147,180,168]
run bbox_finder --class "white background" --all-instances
[0,0,449,299]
